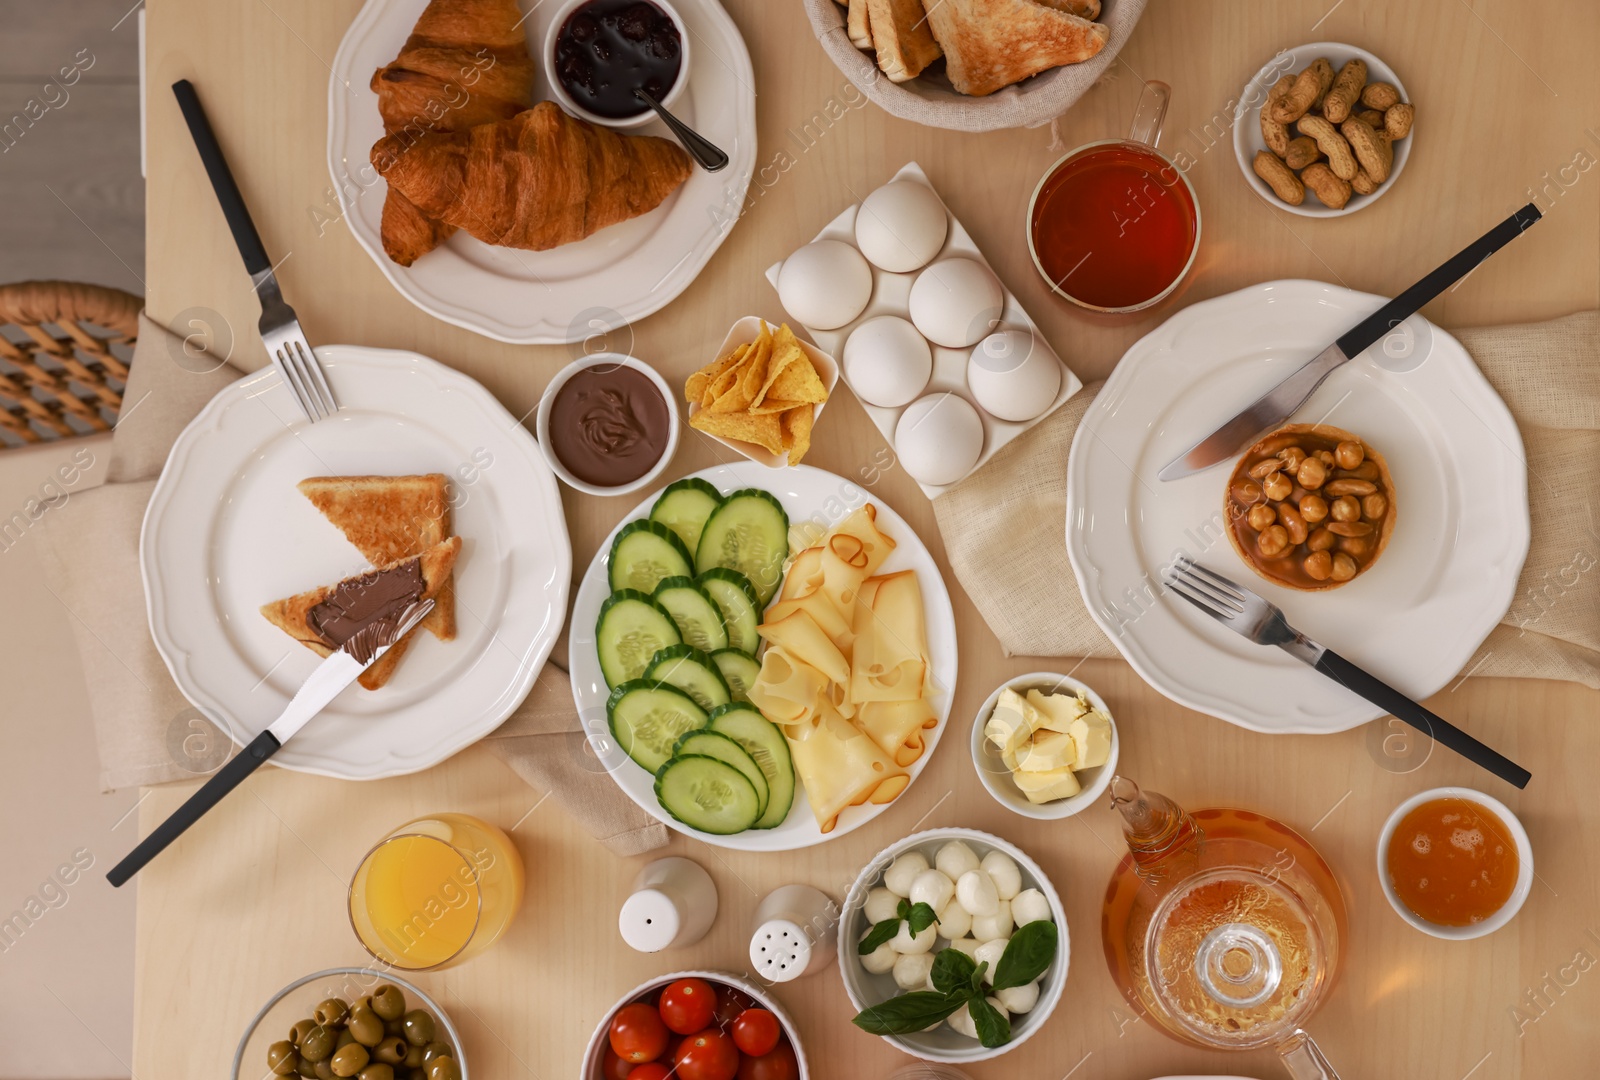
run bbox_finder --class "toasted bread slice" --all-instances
[259,537,462,691]
[848,0,874,49]
[297,475,456,641]
[920,0,1109,96]
[1033,0,1100,19]
[868,0,941,82]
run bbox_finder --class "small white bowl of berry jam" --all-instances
[545,0,690,130]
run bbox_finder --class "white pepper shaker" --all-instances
[618,856,718,953]
[749,884,838,982]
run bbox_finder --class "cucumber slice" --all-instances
[609,519,693,595]
[649,478,724,556]
[710,649,761,703]
[696,568,762,655]
[645,644,731,711]
[596,591,681,689]
[651,576,728,653]
[694,489,790,605]
[607,681,708,773]
[654,754,761,834]
[708,703,795,830]
[673,730,769,819]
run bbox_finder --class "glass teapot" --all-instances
[1100,777,1348,1080]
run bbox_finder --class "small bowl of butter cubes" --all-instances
[970,672,1118,820]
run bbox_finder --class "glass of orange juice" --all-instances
[348,812,525,970]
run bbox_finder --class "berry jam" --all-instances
[555,0,682,120]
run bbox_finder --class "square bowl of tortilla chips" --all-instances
[685,316,838,468]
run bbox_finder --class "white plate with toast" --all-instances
[141,346,571,780]
[327,0,756,344]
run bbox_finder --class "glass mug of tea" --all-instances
[1027,81,1201,314]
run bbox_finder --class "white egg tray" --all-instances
[765,161,1083,498]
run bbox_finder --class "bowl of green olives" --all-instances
[233,968,467,1080]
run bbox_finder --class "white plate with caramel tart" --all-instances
[141,346,571,779]
[1066,280,1529,734]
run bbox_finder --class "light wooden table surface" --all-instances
[134,1,1600,1077]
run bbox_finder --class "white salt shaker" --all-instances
[618,856,718,953]
[749,884,838,982]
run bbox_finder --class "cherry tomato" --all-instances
[713,984,755,1027]
[609,1002,670,1064]
[674,1028,740,1080]
[731,1008,781,1057]
[736,1041,798,1080]
[601,1049,635,1080]
[658,978,717,1035]
[627,1066,673,1080]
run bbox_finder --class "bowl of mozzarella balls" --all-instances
[837,828,1068,1063]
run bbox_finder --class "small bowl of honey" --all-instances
[1377,786,1533,940]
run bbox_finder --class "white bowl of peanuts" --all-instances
[1232,43,1414,217]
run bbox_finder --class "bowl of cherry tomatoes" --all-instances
[587,971,808,1080]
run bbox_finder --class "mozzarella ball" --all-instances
[947,996,1008,1039]
[909,869,955,913]
[859,936,897,974]
[884,852,929,897]
[935,841,981,881]
[973,937,1009,981]
[946,936,981,959]
[1011,888,1053,928]
[864,887,901,925]
[996,980,1040,1015]
[956,870,1000,917]
[972,899,1013,943]
[980,851,1022,901]
[891,920,937,955]
[936,901,972,941]
[893,951,935,990]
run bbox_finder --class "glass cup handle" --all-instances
[1127,80,1172,150]
[1277,1028,1343,1080]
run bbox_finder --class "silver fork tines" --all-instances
[1163,556,1319,661]
[255,272,337,422]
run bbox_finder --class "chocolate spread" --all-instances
[308,558,426,660]
[545,363,671,487]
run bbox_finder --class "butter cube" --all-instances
[1014,730,1077,773]
[1012,766,1082,803]
[1068,710,1113,770]
[985,689,1035,758]
[1025,688,1090,734]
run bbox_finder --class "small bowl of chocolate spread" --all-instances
[536,353,679,496]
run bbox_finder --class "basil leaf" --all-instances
[896,898,911,921]
[857,916,902,955]
[992,919,1058,990]
[852,991,967,1035]
[970,960,988,995]
[929,947,977,995]
[969,995,1012,1048]
[907,901,938,935]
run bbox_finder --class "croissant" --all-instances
[373,102,692,252]
[371,0,536,266]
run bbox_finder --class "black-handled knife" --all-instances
[172,79,272,277]
[1159,202,1543,481]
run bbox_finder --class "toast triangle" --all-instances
[919,0,1109,96]
[867,0,942,82]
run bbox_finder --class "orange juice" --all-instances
[349,813,524,970]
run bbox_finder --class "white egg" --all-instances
[972,899,1013,943]
[966,329,1061,422]
[956,870,1000,917]
[893,951,935,990]
[1011,888,1053,928]
[854,180,949,273]
[934,840,981,880]
[947,996,1008,1039]
[859,936,897,974]
[946,936,982,959]
[842,316,932,408]
[777,240,873,330]
[883,851,929,897]
[935,901,972,941]
[909,868,955,913]
[890,920,937,954]
[996,980,1040,1014]
[894,393,984,487]
[864,887,901,925]
[908,257,1003,348]
[980,851,1022,901]
[973,937,1009,981]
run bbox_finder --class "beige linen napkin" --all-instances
[934,310,1600,689]
[35,314,666,856]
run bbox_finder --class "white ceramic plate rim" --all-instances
[141,346,571,779]
[326,0,757,344]
[968,672,1119,820]
[567,463,958,850]
[1066,280,1529,734]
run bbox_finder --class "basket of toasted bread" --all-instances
[803,0,1146,131]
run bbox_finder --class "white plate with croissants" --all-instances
[328,0,756,344]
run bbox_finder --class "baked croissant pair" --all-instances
[370,0,690,265]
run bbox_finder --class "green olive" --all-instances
[300,1026,336,1063]
[348,1007,385,1047]
[291,1019,318,1047]
[337,1030,357,1050]
[314,999,351,1028]
[401,1011,435,1048]
[371,985,407,1022]
[402,1044,425,1069]
[296,1054,320,1079]
[330,1044,370,1078]
[420,1043,451,1065]
[314,1060,336,1080]
[384,1018,405,1038]
[357,1066,395,1080]
[374,1036,408,1066]
[425,1056,459,1080]
[267,1040,300,1076]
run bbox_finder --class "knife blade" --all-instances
[106,598,433,887]
[1158,202,1543,481]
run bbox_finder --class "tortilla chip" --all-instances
[750,396,806,416]
[692,407,786,455]
[704,344,750,406]
[781,405,814,464]
[687,342,748,404]
[754,326,805,407]
[765,337,829,405]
